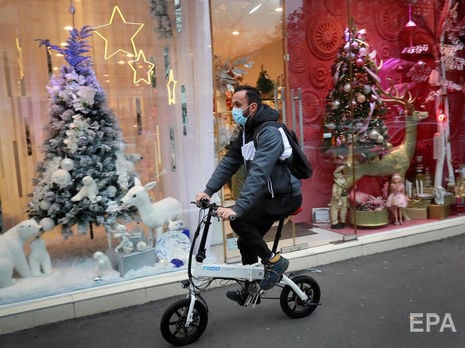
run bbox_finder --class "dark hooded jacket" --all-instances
[203,104,302,218]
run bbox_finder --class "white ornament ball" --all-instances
[39,200,51,210]
[60,158,75,171]
[40,217,56,231]
[52,169,71,188]
[122,242,134,254]
[368,130,379,140]
[106,185,117,198]
[326,123,336,130]
[377,135,384,143]
[343,84,351,93]
[332,100,341,109]
[136,241,147,251]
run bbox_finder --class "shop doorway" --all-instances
[209,0,315,261]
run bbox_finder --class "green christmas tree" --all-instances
[256,64,275,97]
[325,27,390,163]
[28,26,138,237]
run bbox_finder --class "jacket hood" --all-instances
[246,104,280,129]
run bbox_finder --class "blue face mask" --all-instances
[232,105,252,126]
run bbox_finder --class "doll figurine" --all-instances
[386,173,409,225]
[329,165,348,229]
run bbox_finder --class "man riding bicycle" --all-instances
[196,85,303,305]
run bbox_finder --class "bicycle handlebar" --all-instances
[191,199,236,220]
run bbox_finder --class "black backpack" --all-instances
[254,121,313,179]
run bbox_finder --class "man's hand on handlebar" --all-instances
[216,207,237,221]
[195,192,211,207]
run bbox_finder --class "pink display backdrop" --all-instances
[284,0,465,223]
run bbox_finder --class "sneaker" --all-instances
[226,288,248,306]
[259,255,289,290]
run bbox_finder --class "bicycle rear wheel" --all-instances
[280,275,320,318]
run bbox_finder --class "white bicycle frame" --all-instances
[183,201,319,327]
[184,261,313,326]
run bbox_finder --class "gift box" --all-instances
[349,209,389,227]
[405,207,428,220]
[428,204,451,220]
[408,198,431,208]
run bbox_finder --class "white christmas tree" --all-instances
[28,26,138,238]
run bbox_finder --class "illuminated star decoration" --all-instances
[94,6,144,59]
[128,50,155,85]
[167,69,177,104]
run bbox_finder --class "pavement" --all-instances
[1,231,464,347]
[0,215,464,336]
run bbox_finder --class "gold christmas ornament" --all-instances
[356,93,366,103]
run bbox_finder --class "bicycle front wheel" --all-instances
[160,298,208,346]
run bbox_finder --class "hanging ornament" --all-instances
[359,47,368,56]
[343,84,351,93]
[51,169,72,188]
[61,158,75,171]
[353,120,364,130]
[356,93,366,103]
[39,217,56,231]
[106,185,117,198]
[377,134,384,143]
[356,58,364,67]
[39,200,51,210]
[332,100,341,109]
[326,122,336,130]
[368,130,379,140]
[355,29,367,41]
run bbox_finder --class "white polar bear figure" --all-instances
[93,251,114,277]
[0,219,43,287]
[71,175,99,202]
[0,259,14,288]
[28,236,52,277]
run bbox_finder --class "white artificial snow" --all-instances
[0,227,186,305]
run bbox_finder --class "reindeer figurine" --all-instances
[344,86,429,189]
[120,179,183,247]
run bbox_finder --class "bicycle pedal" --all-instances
[244,292,261,307]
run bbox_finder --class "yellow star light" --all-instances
[128,50,155,85]
[94,6,144,60]
[167,69,177,105]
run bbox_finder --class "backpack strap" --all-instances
[253,121,281,147]
[254,121,292,161]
